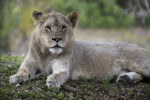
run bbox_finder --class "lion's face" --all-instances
[32,11,78,54]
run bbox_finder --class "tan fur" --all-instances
[10,11,150,87]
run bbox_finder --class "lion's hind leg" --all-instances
[138,60,150,77]
[115,59,150,85]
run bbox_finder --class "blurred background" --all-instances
[0,0,150,57]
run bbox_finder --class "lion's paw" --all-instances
[9,73,28,84]
[116,74,133,85]
[46,75,61,89]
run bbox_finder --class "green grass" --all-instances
[0,55,150,100]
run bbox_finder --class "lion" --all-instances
[9,10,150,88]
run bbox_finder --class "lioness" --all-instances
[10,11,150,88]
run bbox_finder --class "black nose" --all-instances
[52,38,62,42]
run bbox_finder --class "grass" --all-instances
[0,55,150,100]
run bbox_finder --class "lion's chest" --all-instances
[37,59,54,76]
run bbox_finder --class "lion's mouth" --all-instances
[52,45,62,49]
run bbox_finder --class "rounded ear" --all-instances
[66,11,78,28]
[32,11,43,24]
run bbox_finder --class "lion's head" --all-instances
[32,11,78,54]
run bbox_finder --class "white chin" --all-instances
[49,48,62,54]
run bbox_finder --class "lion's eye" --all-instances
[62,25,66,31]
[45,25,51,31]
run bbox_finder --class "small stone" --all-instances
[16,84,20,87]
[25,90,29,92]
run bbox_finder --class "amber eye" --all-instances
[62,25,66,31]
[45,25,51,31]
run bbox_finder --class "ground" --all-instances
[0,55,150,100]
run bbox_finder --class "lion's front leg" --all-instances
[46,61,69,88]
[9,65,36,84]
[9,54,37,84]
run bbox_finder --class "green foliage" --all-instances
[49,0,135,28]
[57,92,65,99]
[0,1,21,54]
[142,83,150,95]
[0,0,41,54]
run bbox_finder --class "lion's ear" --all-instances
[32,11,43,24]
[66,11,78,28]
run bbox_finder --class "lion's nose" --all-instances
[52,38,62,42]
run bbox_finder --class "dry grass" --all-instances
[75,28,150,51]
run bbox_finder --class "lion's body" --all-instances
[10,11,150,87]
[70,40,150,80]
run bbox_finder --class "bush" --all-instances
[48,0,135,28]
[0,1,21,54]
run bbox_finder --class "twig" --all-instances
[61,84,80,92]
